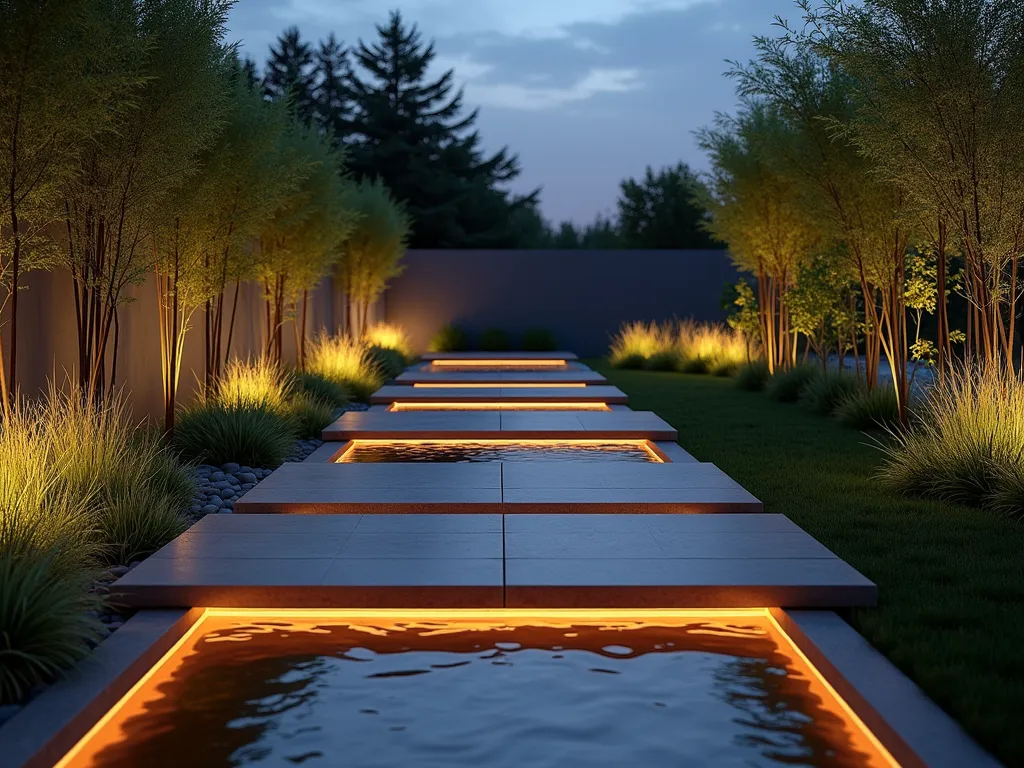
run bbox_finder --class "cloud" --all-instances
[465,68,644,111]
[281,0,719,40]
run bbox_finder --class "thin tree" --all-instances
[0,0,129,413]
[696,102,820,373]
[802,0,1024,371]
[337,178,411,338]
[60,0,233,404]
[730,42,916,422]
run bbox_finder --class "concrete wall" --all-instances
[382,249,739,356]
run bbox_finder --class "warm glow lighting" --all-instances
[412,382,587,388]
[389,402,611,411]
[334,438,665,462]
[55,608,899,768]
[430,359,568,368]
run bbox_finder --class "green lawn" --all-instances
[589,360,1024,766]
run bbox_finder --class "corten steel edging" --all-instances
[771,609,1004,768]
[1,608,203,768]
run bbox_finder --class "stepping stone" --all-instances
[369,384,629,404]
[321,409,676,440]
[503,514,875,608]
[233,463,503,514]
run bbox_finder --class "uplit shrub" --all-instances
[734,361,771,391]
[609,321,672,367]
[801,372,862,416]
[676,320,748,374]
[766,365,821,403]
[174,403,295,467]
[0,530,103,703]
[216,355,293,412]
[306,333,384,402]
[878,365,1024,510]
[288,392,338,440]
[522,328,558,351]
[429,323,469,352]
[479,328,510,351]
[368,344,406,379]
[364,322,411,358]
[294,372,351,409]
[835,386,901,431]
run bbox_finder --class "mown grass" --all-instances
[589,360,1024,766]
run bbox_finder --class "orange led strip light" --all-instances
[429,359,567,368]
[412,382,587,388]
[389,401,611,411]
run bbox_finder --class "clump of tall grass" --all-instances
[364,322,411,358]
[18,387,192,565]
[676,320,747,375]
[216,355,293,411]
[306,333,384,401]
[368,345,406,380]
[801,372,862,416]
[0,526,104,703]
[878,365,1024,513]
[836,386,901,431]
[429,323,469,352]
[610,319,752,374]
[0,386,193,702]
[609,321,673,368]
[294,372,350,408]
[288,392,338,440]
[735,361,771,391]
[175,403,295,467]
[766,365,821,403]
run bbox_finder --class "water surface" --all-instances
[70,618,888,768]
[339,441,659,463]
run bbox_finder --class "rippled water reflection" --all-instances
[340,441,658,462]
[73,619,887,768]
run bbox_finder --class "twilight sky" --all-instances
[227,0,800,225]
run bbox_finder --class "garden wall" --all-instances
[11,268,341,422]
[381,249,739,355]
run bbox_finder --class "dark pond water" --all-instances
[69,618,888,768]
[339,441,659,463]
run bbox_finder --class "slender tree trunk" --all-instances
[936,219,949,377]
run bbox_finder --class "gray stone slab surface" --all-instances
[369,385,628,404]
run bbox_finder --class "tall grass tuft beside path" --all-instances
[590,359,1024,767]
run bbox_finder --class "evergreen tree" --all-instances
[263,27,317,125]
[343,10,534,247]
[552,221,582,249]
[313,33,350,142]
[617,162,720,249]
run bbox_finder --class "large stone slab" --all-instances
[233,463,503,514]
[499,461,761,513]
[111,513,504,609]
[369,384,629,404]
[322,409,676,440]
[503,514,876,608]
